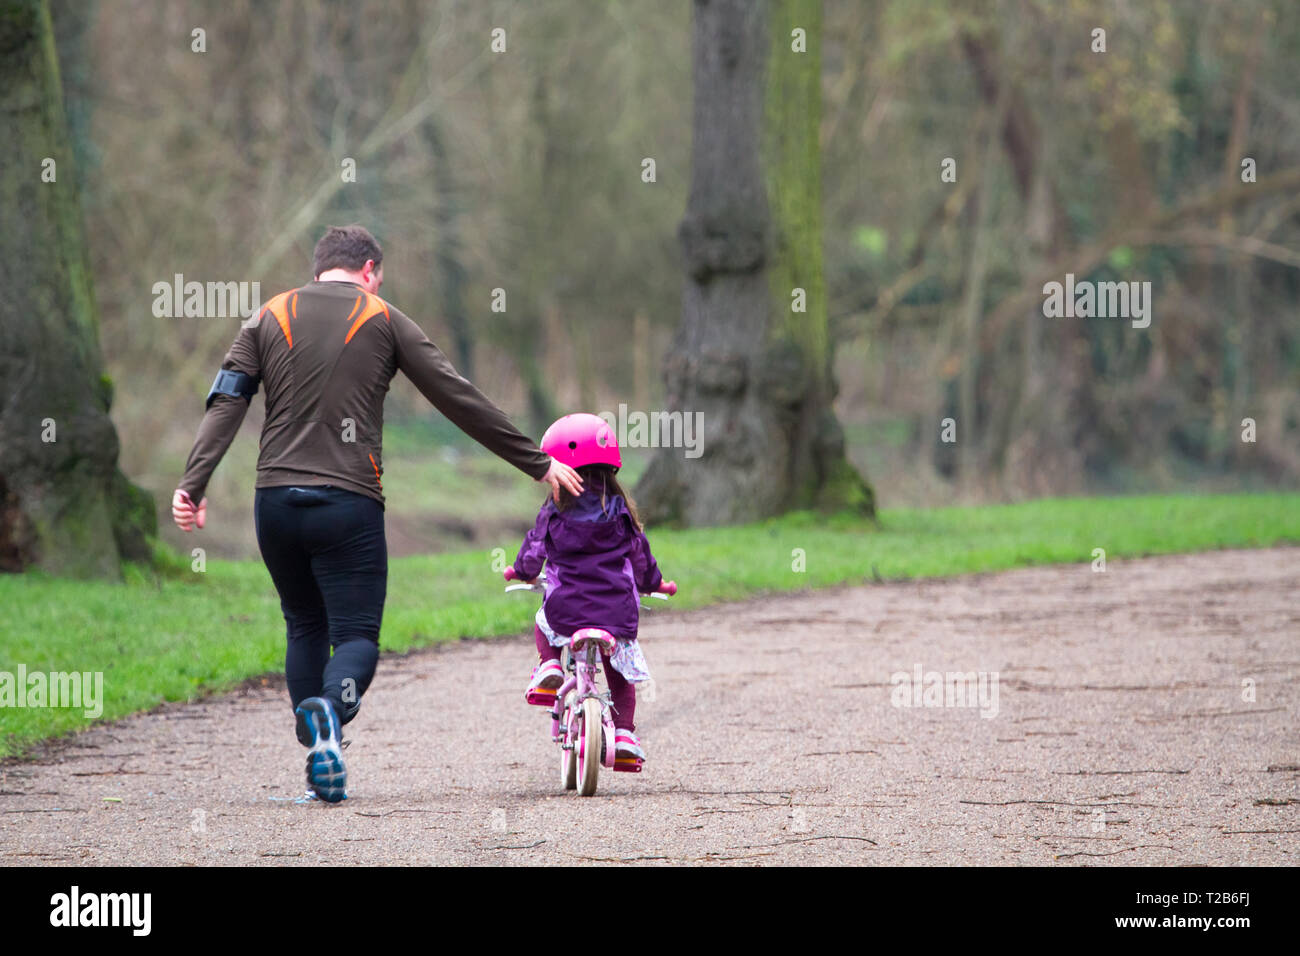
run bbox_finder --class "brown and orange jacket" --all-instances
[179,280,551,505]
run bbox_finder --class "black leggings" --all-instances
[254,485,386,726]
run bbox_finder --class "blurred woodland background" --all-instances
[33,0,1300,557]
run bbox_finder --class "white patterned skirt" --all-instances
[535,608,652,684]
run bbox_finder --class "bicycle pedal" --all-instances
[525,687,558,706]
[613,756,644,773]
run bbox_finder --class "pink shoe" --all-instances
[614,728,645,772]
[525,660,564,706]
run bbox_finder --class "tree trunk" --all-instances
[962,22,1089,495]
[0,0,154,577]
[424,113,474,378]
[636,0,873,526]
[957,90,1006,494]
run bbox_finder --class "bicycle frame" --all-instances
[552,642,617,770]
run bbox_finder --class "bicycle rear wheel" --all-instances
[577,697,603,796]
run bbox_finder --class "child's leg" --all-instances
[535,625,561,663]
[603,657,636,731]
[525,624,565,705]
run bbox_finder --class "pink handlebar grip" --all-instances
[503,566,517,581]
[658,580,677,596]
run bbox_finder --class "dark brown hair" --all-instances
[313,224,383,278]
[554,464,643,532]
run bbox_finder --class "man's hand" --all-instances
[172,489,207,532]
[538,458,583,503]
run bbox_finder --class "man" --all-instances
[172,224,581,802]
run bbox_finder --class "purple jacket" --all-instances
[513,489,663,641]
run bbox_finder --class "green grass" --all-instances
[2,493,1297,758]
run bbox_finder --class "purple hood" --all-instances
[513,489,663,640]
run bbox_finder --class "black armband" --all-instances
[205,368,260,409]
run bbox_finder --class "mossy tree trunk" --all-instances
[0,0,154,577]
[636,0,873,526]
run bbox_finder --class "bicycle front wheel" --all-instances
[559,690,578,790]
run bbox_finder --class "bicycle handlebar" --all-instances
[503,566,676,599]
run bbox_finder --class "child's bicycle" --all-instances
[503,567,676,796]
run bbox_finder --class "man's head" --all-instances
[313,224,384,294]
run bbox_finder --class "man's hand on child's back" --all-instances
[539,458,583,503]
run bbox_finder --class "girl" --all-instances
[507,413,671,763]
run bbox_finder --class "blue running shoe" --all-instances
[294,697,348,803]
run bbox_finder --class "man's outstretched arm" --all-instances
[391,309,582,500]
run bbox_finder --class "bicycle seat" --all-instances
[570,628,617,653]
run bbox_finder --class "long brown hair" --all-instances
[552,464,643,532]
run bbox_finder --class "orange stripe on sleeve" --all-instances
[344,293,392,345]
[262,290,295,349]
[343,293,363,326]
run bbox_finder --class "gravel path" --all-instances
[3,548,1297,866]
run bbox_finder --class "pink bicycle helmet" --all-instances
[540,413,621,470]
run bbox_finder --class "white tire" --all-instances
[560,691,578,790]
[577,697,603,796]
